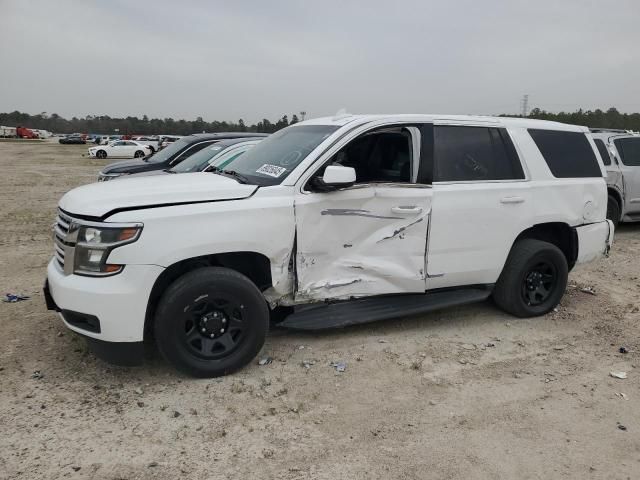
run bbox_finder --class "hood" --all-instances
[59,172,258,218]
[125,169,169,179]
[100,158,149,173]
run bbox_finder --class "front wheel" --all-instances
[134,150,145,158]
[493,239,568,318]
[96,150,107,159]
[154,267,269,377]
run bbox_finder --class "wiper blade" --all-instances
[207,166,250,184]
[221,169,250,184]
[163,169,177,174]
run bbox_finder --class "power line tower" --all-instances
[520,95,529,117]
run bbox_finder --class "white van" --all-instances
[45,115,614,377]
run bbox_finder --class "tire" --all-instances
[134,150,145,158]
[493,239,568,318]
[154,267,269,377]
[96,150,107,159]
[606,194,620,228]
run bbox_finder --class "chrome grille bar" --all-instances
[53,209,78,275]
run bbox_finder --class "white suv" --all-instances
[590,129,640,226]
[45,115,614,377]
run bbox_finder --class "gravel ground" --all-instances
[0,140,639,479]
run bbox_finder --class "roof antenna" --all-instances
[332,108,350,120]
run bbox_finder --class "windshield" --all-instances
[171,144,225,172]
[210,145,255,169]
[218,125,339,185]
[146,137,192,163]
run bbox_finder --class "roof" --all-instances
[190,132,269,140]
[206,137,266,148]
[299,114,588,132]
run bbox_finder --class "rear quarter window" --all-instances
[613,137,640,166]
[433,126,524,182]
[593,139,612,166]
[528,129,602,178]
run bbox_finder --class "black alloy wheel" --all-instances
[182,296,246,360]
[154,267,269,377]
[521,261,557,306]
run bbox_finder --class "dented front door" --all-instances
[294,184,432,301]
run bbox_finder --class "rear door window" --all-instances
[433,126,524,182]
[593,139,612,166]
[613,137,640,166]
[528,129,602,177]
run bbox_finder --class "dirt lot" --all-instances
[0,140,638,480]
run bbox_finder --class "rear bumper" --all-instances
[575,220,614,264]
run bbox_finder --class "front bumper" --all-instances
[46,258,164,342]
[575,219,614,264]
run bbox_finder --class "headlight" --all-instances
[73,224,142,276]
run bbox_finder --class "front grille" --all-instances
[53,209,77,274]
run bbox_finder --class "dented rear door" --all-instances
[294,183,432,301]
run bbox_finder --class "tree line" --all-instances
[1,107,640,135]
[0,111,302,135]
[510,107,640,131]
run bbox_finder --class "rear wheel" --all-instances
[493,239,568,318]
[134,150,145,158]
[154,267,269,377]
[606,194,620,228]
[96,150,107,159]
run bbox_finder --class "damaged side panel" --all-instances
[293,184,432,301]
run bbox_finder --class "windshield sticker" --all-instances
[256,164,287,178]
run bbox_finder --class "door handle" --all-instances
[500,196,525,204]
[391,206,422,215]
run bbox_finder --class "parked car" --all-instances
[131,136,160,153]
[88,140,152,159]
[92,135,110,145]
[591,129,640,226]
[159,135,182,150]
[97,133,268,181]
[45,114,613,377]
[125,138,264,179]
[34,129,52,139]
[59,134,86,144]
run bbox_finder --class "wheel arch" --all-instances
[607,187,623,217]
[509,222,578,272]
[144,251,273,339]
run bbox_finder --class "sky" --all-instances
[1,0,639,124]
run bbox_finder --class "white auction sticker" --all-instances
[256,164,287,178]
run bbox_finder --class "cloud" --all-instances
[1,0,639,123]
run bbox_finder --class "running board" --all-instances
[278,287,492,330]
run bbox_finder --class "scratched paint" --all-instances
[377,216,425,243]
[320,209,402,220]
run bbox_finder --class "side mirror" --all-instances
[312,165,356,191]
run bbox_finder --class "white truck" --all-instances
[0,126,17,137]
[590,129,640,226]
[45,114,614,377]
